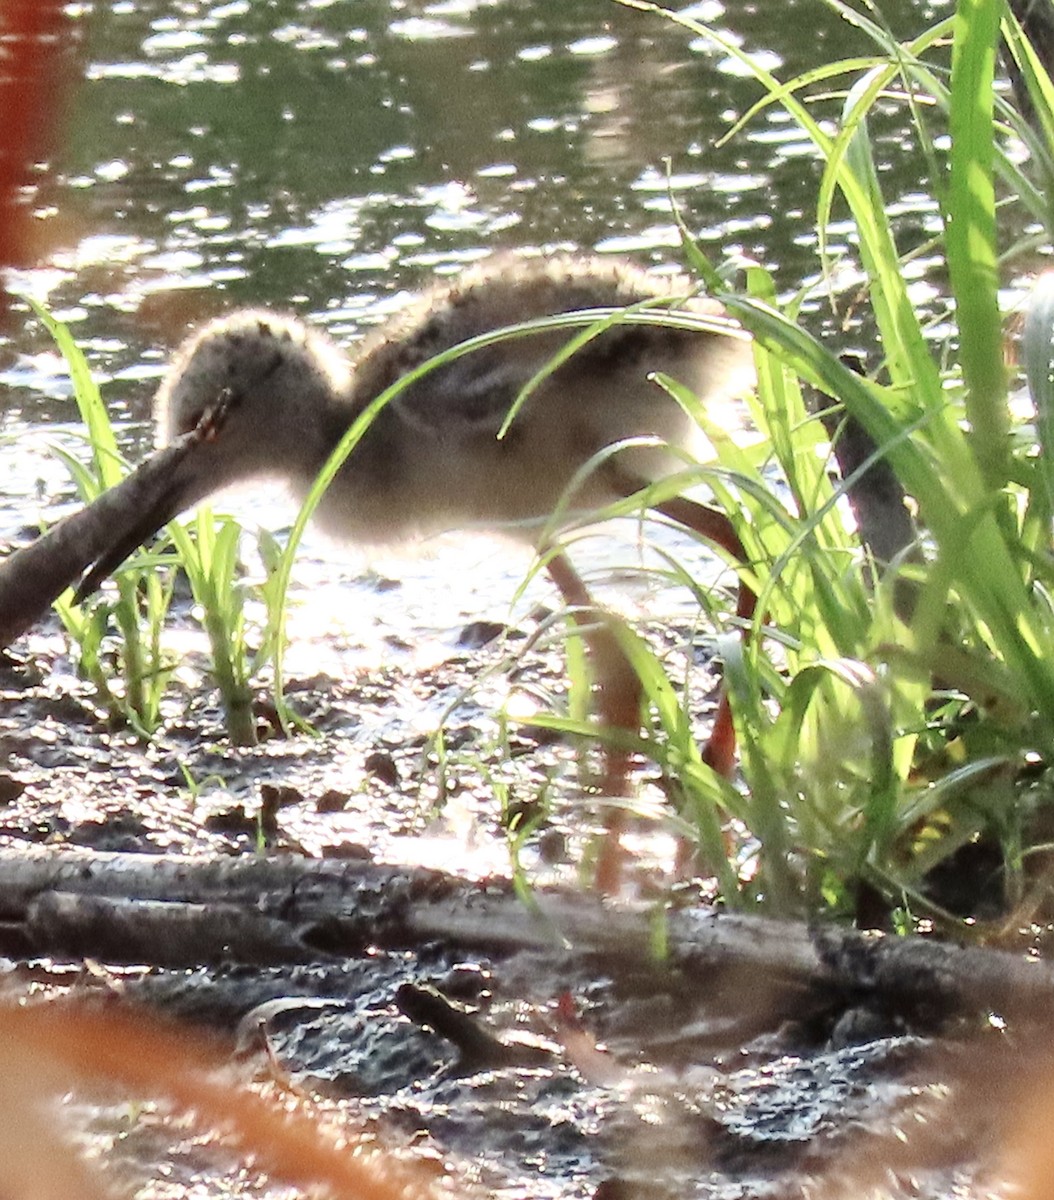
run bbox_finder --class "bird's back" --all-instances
[348,254,741,420]
[319,254,752,541]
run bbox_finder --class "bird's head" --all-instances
[155,309,350,490]
[70,310,352,602]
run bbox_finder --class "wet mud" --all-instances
[0,604,1026,1200]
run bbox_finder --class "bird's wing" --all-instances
[349,317,565,441]
[390,345,551,439]
[343,255,747,440]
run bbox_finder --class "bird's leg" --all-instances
[544,550,641,894]
[649,493,757,778]
[544,488,757,891]
[640,490,758,879]
[603,460,759,768]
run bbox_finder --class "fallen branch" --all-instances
[0,846,1052,1019]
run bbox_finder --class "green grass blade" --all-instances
[947,0,1009,489]
[26,298,125,491]
[1022,271,1054,514]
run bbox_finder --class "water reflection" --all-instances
[0,2,76,320]
[1,0,950,412]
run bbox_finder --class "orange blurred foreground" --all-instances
[0,1,71,320]
[0,1000,455,1200]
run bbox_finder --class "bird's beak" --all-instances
[74,390,241,602]
[72,450,213,602]
[0,414,231,649]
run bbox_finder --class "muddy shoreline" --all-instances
[0,619,1035,1199]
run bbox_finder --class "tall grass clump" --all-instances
[166,511,257,746]
[608,0,1054,925]
[32,302,269,744]
[31,300,176,736]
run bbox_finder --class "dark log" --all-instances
[818,357,923,626]
[0,846,1053,1019]
[820,406,918,570]
[25,891,320,967]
